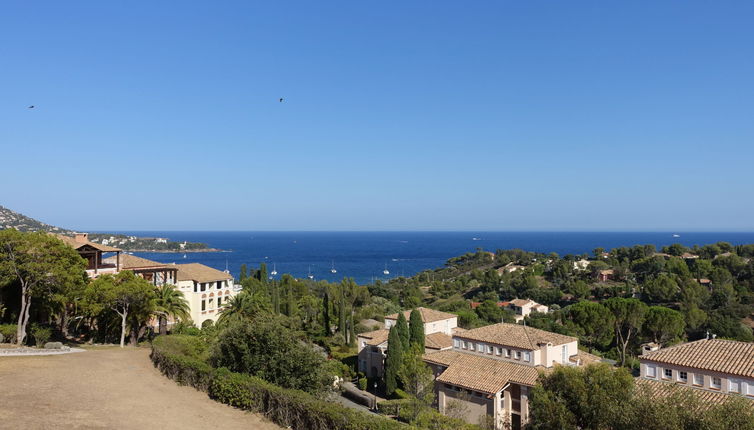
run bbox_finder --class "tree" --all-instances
[239,264,247,282]
[384,326,404,396]
[564,301,614,352]
[210,315,332,394]
[398,345,435,420]
[85,270,156,347]
[154,284,190,335]
[529,364,634,430]
[217,290,271,325]
[396,312,410,350]
[643,274,678,303]
[604,298,647,366]
[475,300,503,324]
[643,306,685,346]
[409,308,425,350]
[322,290,331,336]
[0,230,87,345]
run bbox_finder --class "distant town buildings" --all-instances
[507,299,548,323]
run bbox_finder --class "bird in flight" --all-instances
[279,98,284,103]
[28,105,35,109]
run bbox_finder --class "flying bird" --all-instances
[28,105,34,109]
[279,98,284,103]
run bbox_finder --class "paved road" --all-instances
[0,346,279,430]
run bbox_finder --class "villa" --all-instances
[102,254,178,286]
[424,323,600,429]
[507,299,548,323]
[57,233,122,277]
[174,263,238,326]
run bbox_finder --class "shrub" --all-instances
[31,325,52,347]
[211,316,332,394]
[150,336,406,430]
[358,377,368,391]
[0,324,17,343]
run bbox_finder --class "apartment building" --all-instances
[424,323,600,430]
[175,263,237,326]
[639,338,754,399]
[357,307,461,378]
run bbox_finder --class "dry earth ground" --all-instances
[0,346,279,430]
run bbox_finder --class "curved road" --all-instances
[0,346,279,429]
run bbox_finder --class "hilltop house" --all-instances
[174,263,237,326]
[507,299,548,323]
[639,338,754,400]
[424,323,600,430]
[357,307,461,378]
[597,269,615,282]
[57,233,122,278]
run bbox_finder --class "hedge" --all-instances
[150,336,407,430]
[0,324,17,343]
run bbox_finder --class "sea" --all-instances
[105,231,754,285]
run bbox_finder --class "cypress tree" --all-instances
[286,285,296,317]
[384,326,403,396]
[348,310,356,346]
[259,262,268,283]
[239,264,247,282]
[396,312,410,350]
[338,295,347,340]
[271,282,280,314]
[409,308,425,350]
[322,291,331,336]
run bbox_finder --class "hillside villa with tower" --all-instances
[58,232,238,327]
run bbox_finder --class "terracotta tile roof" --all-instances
[455,323,577,351]
[470,301,510,309]
[385,307,456,323]
[569,350,603,366]
[103,254,175,270]
[681,253,700,259]
[510,299,534,307]
[175,263,233,283]
[636,379,754,410]
[599,269,615,275]
[640,339,754,378]
[423,350,540,394]
[425,332,453,350]
[56,234,121,252]
[357,329,389,346]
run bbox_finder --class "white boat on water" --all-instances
[672,234,681,238]
[270,263,278,276]
[383,263,390,275]
[307,266,314,279]
[330,261,337,274]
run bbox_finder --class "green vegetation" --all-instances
[530,364,754,430]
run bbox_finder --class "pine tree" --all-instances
[396,312,410,349]
[384,326,404,396]
[322,291,331,336]
[409,308,425,350]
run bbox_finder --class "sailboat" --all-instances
[331,261,337,274]
[270,263,278,276]
[307,266,314,280]
[383,263,390,275]
[183,253,187,259]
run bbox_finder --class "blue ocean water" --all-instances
[107,232,754,285]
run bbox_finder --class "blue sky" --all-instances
[2,1,753,231]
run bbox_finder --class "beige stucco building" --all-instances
[639,338,754,399]
[174,263,237,326]
[424,323,599,430]
[507,299,548,323]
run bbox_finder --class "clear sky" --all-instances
[2,1,753,231]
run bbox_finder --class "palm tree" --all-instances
[154,284,190,335]
[218,291,270,325]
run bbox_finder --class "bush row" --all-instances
[0,324,17,343]
[150,336,406,430]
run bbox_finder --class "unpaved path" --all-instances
[0,346,279,430]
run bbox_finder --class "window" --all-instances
[201,300,206,311]
[208,298,214,309]
[477,343,484,352]
[454,339,460,348]
[663,369,672,379]
[505,349,510,358]
[730,379,741,393]
[523,351,531,362]
[746,382,754,396]
[487,345,493,354]
[462,341,468,349]
[514,351,521,360]
[468,342,474,351]
[200,283,206,292]
[712,377,721,389]
[678,371,687,383]
[693,373,703,386]
[646,365,656,379]
[496,347,502,356]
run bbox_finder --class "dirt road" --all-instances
[0,346,279,430]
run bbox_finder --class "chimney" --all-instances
[74,233,89,243]
[641,342,661,355]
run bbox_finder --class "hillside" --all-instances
[0,205,216,252]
